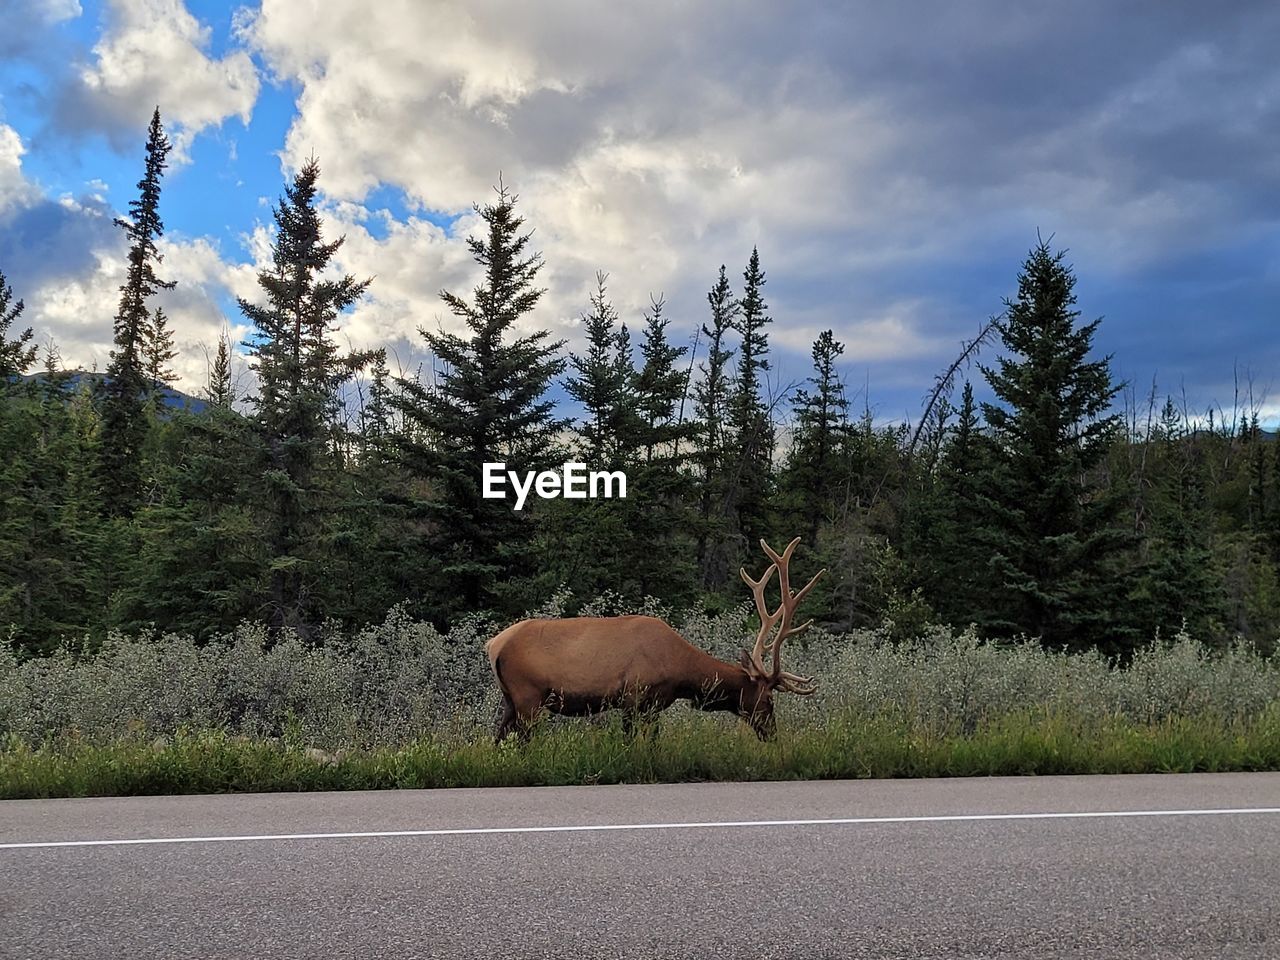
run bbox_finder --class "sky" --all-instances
[1,0,1278,428]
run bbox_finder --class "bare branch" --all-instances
[909,315,1000,454]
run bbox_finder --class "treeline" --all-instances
[2,111,1279,659]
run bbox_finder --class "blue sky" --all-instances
[1,0,1278,429]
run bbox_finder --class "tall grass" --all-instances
[4,709,1279,800]
[2,602,1278,798]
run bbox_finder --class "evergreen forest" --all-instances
[4,111,1278,661]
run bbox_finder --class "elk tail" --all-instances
[491,653,511,698]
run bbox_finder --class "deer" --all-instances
[485,536,824,742]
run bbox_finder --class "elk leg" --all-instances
[505,691,545,744]
[513,707,541,743]
[494,696,518,744]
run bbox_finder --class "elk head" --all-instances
[736,536,825,740]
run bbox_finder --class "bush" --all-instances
[2,600,1277,751]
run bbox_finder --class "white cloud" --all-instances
[318,204,477,353]
[152,236,253,386]
[72,0,259,159]
[251,1,1268,374]
[235,0,944,365]
[770,305,943,363]
[0,124,40,215]
[19,231,249,391]
[25,246,123,371]
[17,0,1280,413]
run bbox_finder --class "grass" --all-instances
[4,610,1279,799]
[5,706,1279,800]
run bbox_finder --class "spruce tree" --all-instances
[0,392,51,647]
[1246,414,1267,533]
[239,157,372,636]
[206,333,234,408]
[543,288,698,604]
[60,381,108,640]
[326,347,412,622]
[627,294,697,601]
[360,349,394,459]
[0,378,108,651]
[146,306,178,392]
[923,381,996,627]
[118,402,264,641]
[543,276,636,599]
[564,273,635,466]
[1269,437,1280,564]
[0,269,36,380]
[1127,403,1220,642]
[784,329,849,542]
[99,108,174,516]
[727,247,775,550]
[978,239,1127,651]
[392,182,566,616]
[692,265,738,588]
[634,296,693,463]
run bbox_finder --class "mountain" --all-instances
[11,371,210,416]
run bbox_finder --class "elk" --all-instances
[486,537,824,742]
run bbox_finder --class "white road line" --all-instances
[3,807,1279,850]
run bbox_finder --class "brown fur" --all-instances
[486,615,774,741]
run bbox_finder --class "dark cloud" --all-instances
[8,0,1280,416]
[820,2,1280,217]
[0,194,119,289]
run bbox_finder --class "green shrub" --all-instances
[2,600,1277,785]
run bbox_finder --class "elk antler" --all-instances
[739,537,825,694]
[739,562,780,679]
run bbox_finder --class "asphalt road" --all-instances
[2,773,1278,960]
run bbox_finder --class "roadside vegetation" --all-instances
[6,113,1280,802]
[4,602,1278,799]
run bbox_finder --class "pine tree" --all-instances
[978,238,1128,652]
[564,273,635,466]
[118,404,263,641]
[542,277,635,600]
[324,346,411,623]
[634,296,692,462]
[360,349,394,459]
[145,306,178,392]
[99,108,175,517]
[206,333,234,408]
[1127,402,1220,642]
[1246,413,1267,533]
[784,329,849,542]
[392,181,566,616]
[239,157,372,636]
[59,381,108,640]
[626,294,697,601]
[921,381,997,627]
[692,265,738,588]
[0,268,37,380]
[727,246,775,550]
[1269,437,1280,564]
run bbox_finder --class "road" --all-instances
[2,773,1278,959]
